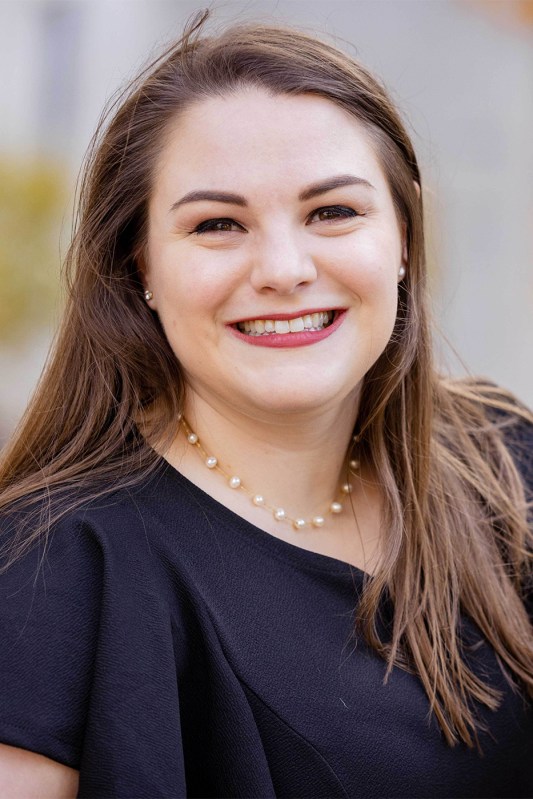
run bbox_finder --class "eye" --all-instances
[308,205,360,224]
[193,218,245,235]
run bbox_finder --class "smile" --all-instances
[229,309,346,348]
[236,311,334,336]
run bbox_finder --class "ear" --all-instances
[398,181,420,281]
[136,249,156,308]
[399,222,409,282]
[402,241,408,267]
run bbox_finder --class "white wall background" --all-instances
[1,0,532,441]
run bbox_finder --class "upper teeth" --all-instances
[237,311,333,335]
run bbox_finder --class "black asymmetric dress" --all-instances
[1,419,532,798]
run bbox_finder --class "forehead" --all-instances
[152,88,390,199]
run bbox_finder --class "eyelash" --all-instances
[194,218,242,234]
[309,205,359,223]
[192,205,359,235]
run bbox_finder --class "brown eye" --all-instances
[309,205,358,223]
[194,218,244,234]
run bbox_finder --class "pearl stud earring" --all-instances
[144,289,153,301]
[398,265,406,280]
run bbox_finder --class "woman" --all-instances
[1,12,532,798]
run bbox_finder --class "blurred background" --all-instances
[1,0,532,445]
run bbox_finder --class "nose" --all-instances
[249,230,317,295]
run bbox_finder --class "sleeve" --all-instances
[0,515,104,770]
[0,504,188,798]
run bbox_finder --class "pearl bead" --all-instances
[179,416,349,532]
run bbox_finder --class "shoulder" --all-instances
[1,461,168,566]
[438,376,533,495]
[0,458,218,622]
[0,466,169,635]
[482,394,533,498]
[0,463,193,771]
[496,413,533,481]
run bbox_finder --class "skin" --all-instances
[146,88,404,416]
[0,743,79,797]
[143,87,407,568]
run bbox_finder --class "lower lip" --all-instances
[228,310,347,348]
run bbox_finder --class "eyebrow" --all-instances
[168,174,375,213]
[169,190,247,212]
[299,174,375,201]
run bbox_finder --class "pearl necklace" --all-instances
[180,416,360,531]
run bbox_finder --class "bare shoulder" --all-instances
[0,743,79,798]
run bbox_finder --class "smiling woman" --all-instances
[143,90,403,423]
[0,10,532,799]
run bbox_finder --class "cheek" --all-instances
[330,234,401,302]
[149,247,235,323]
[331,236,400,358]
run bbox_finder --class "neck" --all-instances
[167,391,360,522]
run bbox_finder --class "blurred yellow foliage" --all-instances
[0,158,68,342]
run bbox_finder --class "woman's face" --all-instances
[144,88,406,421]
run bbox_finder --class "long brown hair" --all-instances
[1,10,532,749]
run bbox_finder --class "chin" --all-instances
[242,378,358,418]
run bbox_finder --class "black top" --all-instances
[1,418,532,798]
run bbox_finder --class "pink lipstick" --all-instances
[228,309,347,348]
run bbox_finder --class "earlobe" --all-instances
[136,250,156,307]
[399,225,408,282]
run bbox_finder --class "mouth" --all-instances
[233,310,338,337]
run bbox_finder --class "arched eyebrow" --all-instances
[169,190,246,212]
[298,174,375,201]
[168,174,375,213]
